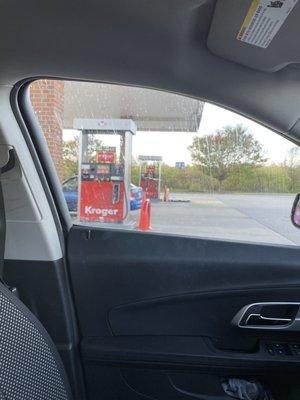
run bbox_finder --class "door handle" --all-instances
[232,302,300,331]
[245,313,292,327]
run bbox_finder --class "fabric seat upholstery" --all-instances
[0,281,72,400]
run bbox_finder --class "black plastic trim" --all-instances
[1,148,15,174]
[82,336,300,373]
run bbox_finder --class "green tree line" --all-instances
[155,163,300,194]
[63,125,300,193]
[133,125,300,193]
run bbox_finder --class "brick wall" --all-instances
[30,80,65,181]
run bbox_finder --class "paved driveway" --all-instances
[143,193,300,246]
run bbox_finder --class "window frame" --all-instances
[14,77,300,245]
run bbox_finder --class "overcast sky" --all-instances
[63,103,296,166]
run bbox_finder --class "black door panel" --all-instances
[109,289,300,339]
[82,335,300,371]
[67,225,300,399]
[83,364,300,400]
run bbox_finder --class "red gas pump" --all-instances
[74,119,136,222]
[138,155,162,200]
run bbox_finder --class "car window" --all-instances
[29,79,300,246]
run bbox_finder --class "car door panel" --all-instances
[67,225,300,399]
[108,289,300,339]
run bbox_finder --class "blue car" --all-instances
[62,176,142,212]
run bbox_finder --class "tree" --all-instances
[131,157,140,186]
[161,164,218,192]
[62,135,103,181]
[188,125,266,190]
[63,137,78,180]
[284,147,300,192]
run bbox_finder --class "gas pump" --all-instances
[138,155,162,200]
[74,118,136,222]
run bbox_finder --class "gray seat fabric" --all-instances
[0,281,72,400]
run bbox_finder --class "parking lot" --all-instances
[131,193,300,246]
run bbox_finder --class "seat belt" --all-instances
[0,148,16,282]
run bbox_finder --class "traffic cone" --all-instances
[163,185,170,202]
[138,192,152,231]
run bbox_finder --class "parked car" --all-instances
[63,176,142,212]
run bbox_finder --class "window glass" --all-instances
[63,177,78,191]
[29,80,300,246]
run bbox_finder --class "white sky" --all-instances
[63,103,296,166]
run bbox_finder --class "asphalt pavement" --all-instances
[142,193,300,246]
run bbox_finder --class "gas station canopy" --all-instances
[73,118,137,134]
[63,81,204,132]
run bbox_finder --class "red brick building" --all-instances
[30,80,64,180]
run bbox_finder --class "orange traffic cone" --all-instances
[163,185,170,202]
[138,192,152,231]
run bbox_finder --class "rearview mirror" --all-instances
[291,193,300,228]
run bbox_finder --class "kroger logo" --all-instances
[85,206,118,216]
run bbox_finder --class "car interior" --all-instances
[1,0,300,399]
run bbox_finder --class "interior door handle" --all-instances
[245,313,292,327]
[232,302,300,331]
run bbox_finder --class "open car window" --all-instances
[29,79,300,246]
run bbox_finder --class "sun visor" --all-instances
[207,0,300,72]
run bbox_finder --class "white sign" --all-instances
[84,206,118,216]
[237,0,298,48]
